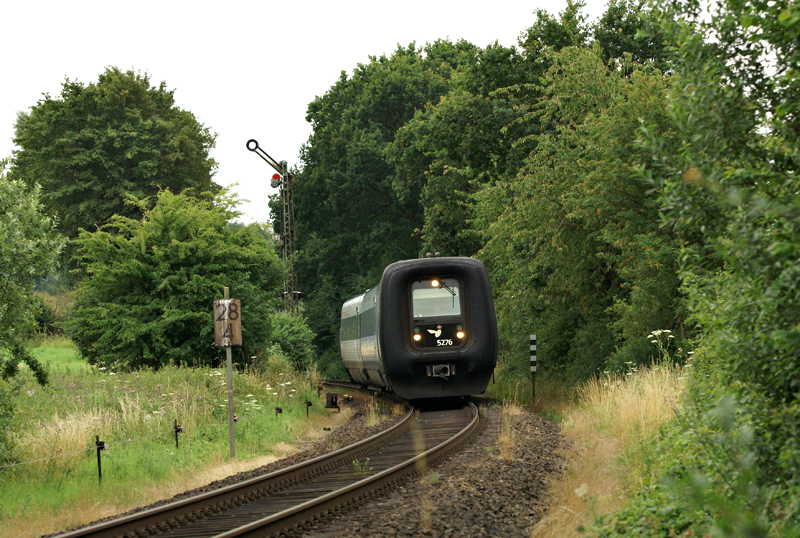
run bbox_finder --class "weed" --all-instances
[352,457,372,476]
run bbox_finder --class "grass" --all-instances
[28,336,89,374]
[529,363,685,537]
[0,336,358,538]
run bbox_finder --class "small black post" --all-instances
[305,400,312,417]
[530,334,537,404]
[275,407,283,417]
[173,419,184,449]
[325,393,340,413]
[95,435,107,484]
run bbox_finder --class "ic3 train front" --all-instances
[340,257,498,400]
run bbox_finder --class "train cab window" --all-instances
[411,278,461,318]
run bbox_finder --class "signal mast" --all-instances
[246,139,300,315]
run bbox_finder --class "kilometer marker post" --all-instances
[214,287,242,459]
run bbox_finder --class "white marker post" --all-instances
[214,287,242,459]
[530,334,537,404]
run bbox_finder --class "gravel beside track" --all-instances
[308,403,564,538]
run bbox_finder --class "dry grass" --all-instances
[531,364,685,538]
[498,401,524,460]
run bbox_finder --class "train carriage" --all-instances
[340,257,498,400]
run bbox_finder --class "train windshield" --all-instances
[411,279,461,318]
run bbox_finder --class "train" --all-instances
[339,257,498,400]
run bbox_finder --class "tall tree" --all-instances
[479,46,682,380]
[0,161,65,384]
[294,41,475,360]
[11,68,219,253]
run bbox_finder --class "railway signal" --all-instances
[246,139,301,315]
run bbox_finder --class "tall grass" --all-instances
[530,363,685,537]
[1,337,353,537]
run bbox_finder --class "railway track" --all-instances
[55,402,480,538]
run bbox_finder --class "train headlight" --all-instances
[431,279,440,287]
[413,334,422,341]
[456,331,465,339]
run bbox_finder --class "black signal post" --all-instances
[246,139,301,315]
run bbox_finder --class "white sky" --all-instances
[1,0,608,223]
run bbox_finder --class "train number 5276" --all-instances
[437,339,453,346]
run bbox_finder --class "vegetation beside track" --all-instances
[0,336,350,538]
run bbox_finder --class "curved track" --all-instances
[55,403,480,538]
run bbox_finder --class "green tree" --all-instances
[479,46,683,380]
[68,190,282,369]
[634,0,800,523]
[294,41,475,361]
[591,0,670,70]
[0,160,65,384]
[11,68,219,255]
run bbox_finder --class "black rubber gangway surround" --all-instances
[53,403,480,538]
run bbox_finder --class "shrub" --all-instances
[68,190,282,369]
[270,314,316,371]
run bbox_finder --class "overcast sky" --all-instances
[1,0,608,223]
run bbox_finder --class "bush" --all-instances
[0,378,15,463]
[68,190,282,369]
[270,314,316,371]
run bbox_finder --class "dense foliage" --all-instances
[599,0,800,533]
[0,161,65,384]
[10,67,219,259]
[480,46,685,381]
[292,0,800,532]
[69,190,282,369]
[295,0,674,378]
[293,40,477,357]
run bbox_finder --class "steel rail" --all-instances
[54,407,417,538]
[216,402,480,538]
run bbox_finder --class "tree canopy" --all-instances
[293,0,672,375]
[0,161,65,384]
[11,67,219,251]
[68,189,282,369]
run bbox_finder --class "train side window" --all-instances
[411,278,461,318]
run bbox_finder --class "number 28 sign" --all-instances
[214,299,242,347]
